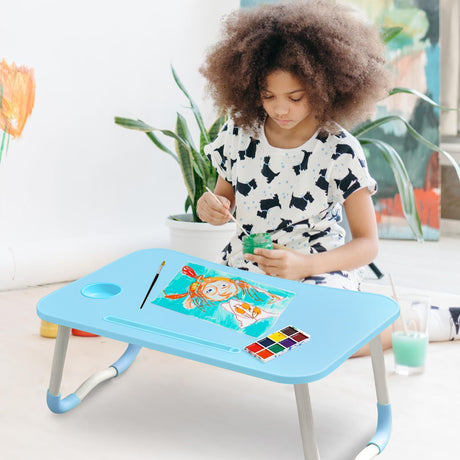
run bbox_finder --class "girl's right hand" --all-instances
[197,191,232,225]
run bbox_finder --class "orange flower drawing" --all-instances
[0,59,35,156]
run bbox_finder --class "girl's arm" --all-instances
[245,188,378,280]
[197,176,236,225]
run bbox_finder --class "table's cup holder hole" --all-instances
[81,283,122,299]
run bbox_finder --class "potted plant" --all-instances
[115,66,235,261]
[116,29,459,254]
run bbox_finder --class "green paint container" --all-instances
[242,233,273,254]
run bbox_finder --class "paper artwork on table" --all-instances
[153,263,295,337]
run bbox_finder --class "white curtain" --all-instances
[440,0,460,136]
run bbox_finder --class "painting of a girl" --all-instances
[154,263,294,337]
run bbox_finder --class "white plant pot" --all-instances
[166,214,236,263]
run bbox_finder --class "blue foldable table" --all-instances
[37,248,399,460]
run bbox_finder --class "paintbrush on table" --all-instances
[140,260,165,309]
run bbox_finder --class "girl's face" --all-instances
[201,279,238,301]
[261,70,315,131]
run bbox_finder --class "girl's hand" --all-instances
[197,191,232,225]
[244,247,312,280]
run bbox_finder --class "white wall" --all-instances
[0,0,239,290]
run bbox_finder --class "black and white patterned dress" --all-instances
[204,119,377,290]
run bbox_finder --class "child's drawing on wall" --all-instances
[154,263,295,337]
[0,59,36,160]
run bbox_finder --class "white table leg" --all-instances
[354,334,392,459]
[46,325,141,413]
[48,325,71,397]
[369,335,390,406]
[294,383,320,460]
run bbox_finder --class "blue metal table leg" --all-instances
[46,325,141,414]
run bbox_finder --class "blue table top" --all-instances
[36,248,399,384]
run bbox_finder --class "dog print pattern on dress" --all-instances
[204,119,377,289]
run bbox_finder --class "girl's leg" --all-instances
[353,305,460,358]
[303,272,460,354]
[302,269,361,290]
[428,306,460,341]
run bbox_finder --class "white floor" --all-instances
[1,225,460,460]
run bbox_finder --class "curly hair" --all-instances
[200,0,391,133]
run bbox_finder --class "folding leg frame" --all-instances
[294,335,392,460]
[46,325,141,414]
[46,327,391,459]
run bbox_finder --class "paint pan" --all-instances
[244,325,310,362]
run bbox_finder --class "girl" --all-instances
[197,0,390,292]
[196,0,460,353]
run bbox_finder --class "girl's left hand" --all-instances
[244,248,310,280]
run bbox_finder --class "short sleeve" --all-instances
[204,119,237,184]
[328,133,377,204]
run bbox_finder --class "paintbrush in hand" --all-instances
[205,186,249,236]
[204,187,295,252]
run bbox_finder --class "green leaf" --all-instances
[208,113,228,140]
[191,172,205,222]
[199,112,226,154]
[199,131,207,157]
[380,26,403,44]
[353,115,460,182]
[116,118,195,174]
[115,116,179,163]
[200,116,227,181]
[174,112,197,152]
[0,119,10,162]
[114,117,154,131]
[144,131,179,163]
[351,115,396,138]
[174,114,196,202]
[184,195,191,213]
[389,87,457,111]
[206,172,218,191]
[0,128,7,163]
[202,113,227,154]
[171,65,210,145]
[360,138,423,241]
[176,112,207,180]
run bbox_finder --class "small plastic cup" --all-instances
[40,319,58,338]
[392,294,430,375]
[242,233,273,254]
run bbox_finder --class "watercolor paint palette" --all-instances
[244,325,310,362]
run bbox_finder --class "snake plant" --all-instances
[116,28,459,236]
[115,66,227,222]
